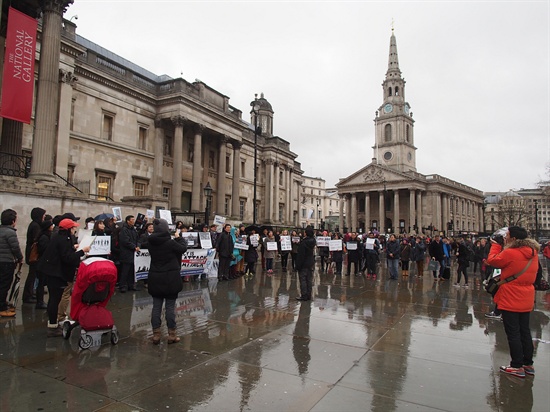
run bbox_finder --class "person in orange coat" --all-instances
[486,226,539,378]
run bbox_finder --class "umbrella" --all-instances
[244,225,261,234]
[259,225,273,234]
[95,213,114,221]
[8,263,22,310]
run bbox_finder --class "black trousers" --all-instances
[500,310,533,368]
[0,262,15,311]
[22,263,37,301]
[298,266,313,299]
[218,256,231,279]
[46,276,66,326]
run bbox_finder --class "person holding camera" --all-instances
[486,226,539,378]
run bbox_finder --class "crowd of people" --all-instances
[0,207,547,372]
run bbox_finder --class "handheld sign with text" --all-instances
[266,241,278,251]
[346,242,358,250]
[235,235,249,250]
[199,232,213,249]
[329,239,342,251]
[280,235,292,251]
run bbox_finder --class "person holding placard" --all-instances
[345,232,361,276]
[290,230,300,271]
[263,230,277,274]
[216,224,234,281]
[244,229,259,276]
[331,232,344,275]
[386,234,401,280]
[363,232,380,279]
[279,229,291,272]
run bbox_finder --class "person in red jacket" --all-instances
[486,226,539,378]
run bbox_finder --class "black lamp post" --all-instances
[481,200,487,234]
[250,99,261,226]
[383,179,387,233]
[316,199,320,229]
[203,182,212,227]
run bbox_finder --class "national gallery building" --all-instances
[0,1,303,228]
[336,31,484,236]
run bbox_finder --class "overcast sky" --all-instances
[68,0,549,193]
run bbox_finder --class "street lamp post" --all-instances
[383,179,387,233]
[203,182,212,227]
[316,199,320,229]
[250,99,261,226]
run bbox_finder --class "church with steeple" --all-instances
[336,30,484,235]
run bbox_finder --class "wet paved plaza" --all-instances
[1,260,549,412]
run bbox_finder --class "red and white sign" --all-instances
[0,7,37,124]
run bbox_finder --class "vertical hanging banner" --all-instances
[0,7,37,124]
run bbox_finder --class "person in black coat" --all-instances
[244,229,259,276]
[216,224,234,281]
[147,218,187,344]
[38,219,89,337]
[428,235,446,280]
[34,220,54,309]
[23,207,46,303]
[118,215,140,292]
[296,227,316,301]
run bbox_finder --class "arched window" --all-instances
[395,86,399,96]
[388,87,392,96]
[384,124,392,142]
[405,125,410,142]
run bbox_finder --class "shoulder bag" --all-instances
[484,258,533,297]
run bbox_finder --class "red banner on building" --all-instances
[0,7,37,124]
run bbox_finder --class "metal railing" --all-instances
[0,151,31,178]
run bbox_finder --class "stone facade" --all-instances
[336,30,484,235]
[0,4,304,239]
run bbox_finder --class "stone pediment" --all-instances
[336,164,419,189]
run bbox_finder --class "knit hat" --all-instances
[40,220,54,231]
[154,218,170,233]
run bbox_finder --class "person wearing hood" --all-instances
[486,226,539,379]
[34,220,55,309]
[23,207,46,303]
[38,219,89,337]
[295,227,316,301]
[147,218,187,344]
[119,215,140,292]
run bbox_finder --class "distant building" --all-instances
[336,30,484,235]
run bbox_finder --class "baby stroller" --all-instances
[63,257,119,349]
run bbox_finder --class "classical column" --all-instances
[152,118,164,198]
[30,0,73,181]
[190,124,204,212]
[55,69,76,177]
[346,194,352,231]
[442,194,449,235]
[435,192,442,232]
[339,195,344,232]
[364,192,370,231]
[416,191,422,232]
[170,116,185,212]
[273,163,279,222]
[217,136,228,214]
[231,141,242,218]
[409,189,416,233]
[393,190,400,233]
[379,191,385,232]
[351,193,357,232]
[286,168,293,224]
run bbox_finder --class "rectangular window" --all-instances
[240,199,245,221]
[164,135,173,156]
[279,204,284,221]
[209,150,216,169]
[162,186,170,199]
[225,197,230,216]
[188,143,194,162]
[70,98,76,131]
[279,170,283,186]
[96,172,114,201]
[102,113,114,141]
[241,160,246,178]
[301,208,306,218]
[226,155,231,174]
[133,179,148,197]
[138,126,147,151]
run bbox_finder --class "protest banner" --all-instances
[199,232,213,249]
[280,235,292,251]
[135,248,216,280]
[329,239,342,251]
[235,235,249,250]
[316,236,331,247]
[213,215,226,232]
[134,249,151,281]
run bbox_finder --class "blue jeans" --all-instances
[387,258,399,279]
[151,297,176,329]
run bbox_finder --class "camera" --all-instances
[491,227,508,246]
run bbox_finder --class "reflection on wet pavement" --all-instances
[1,260,549,411]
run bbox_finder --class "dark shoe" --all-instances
[119,286,127,293]
[47,327,63,338]
[152,328,161,345]
[35,302,48,309]
[296,296,310,301]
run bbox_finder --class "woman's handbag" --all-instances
[484,258,533,297]
[28,242,39,264]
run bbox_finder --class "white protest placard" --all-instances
[266,241,278,251]
[89,236,111,256]
[346,242,358,250]
[365,238,376,250]
[292,236,301,244]
[86,222,95,230]
[316,236,331,247]
[250,234,259,247]
[181,231,199,247]
[159,209,172,224]
[146,209,155,219]
[199,232,213,249]
[78,229,92,243]
[134,249,151,281]
[112,207,122,222]
[280,235,292,251]
[235,235,249,250]
[77,235,95,251]
[213,215,226,232]
[329,239,342,251]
